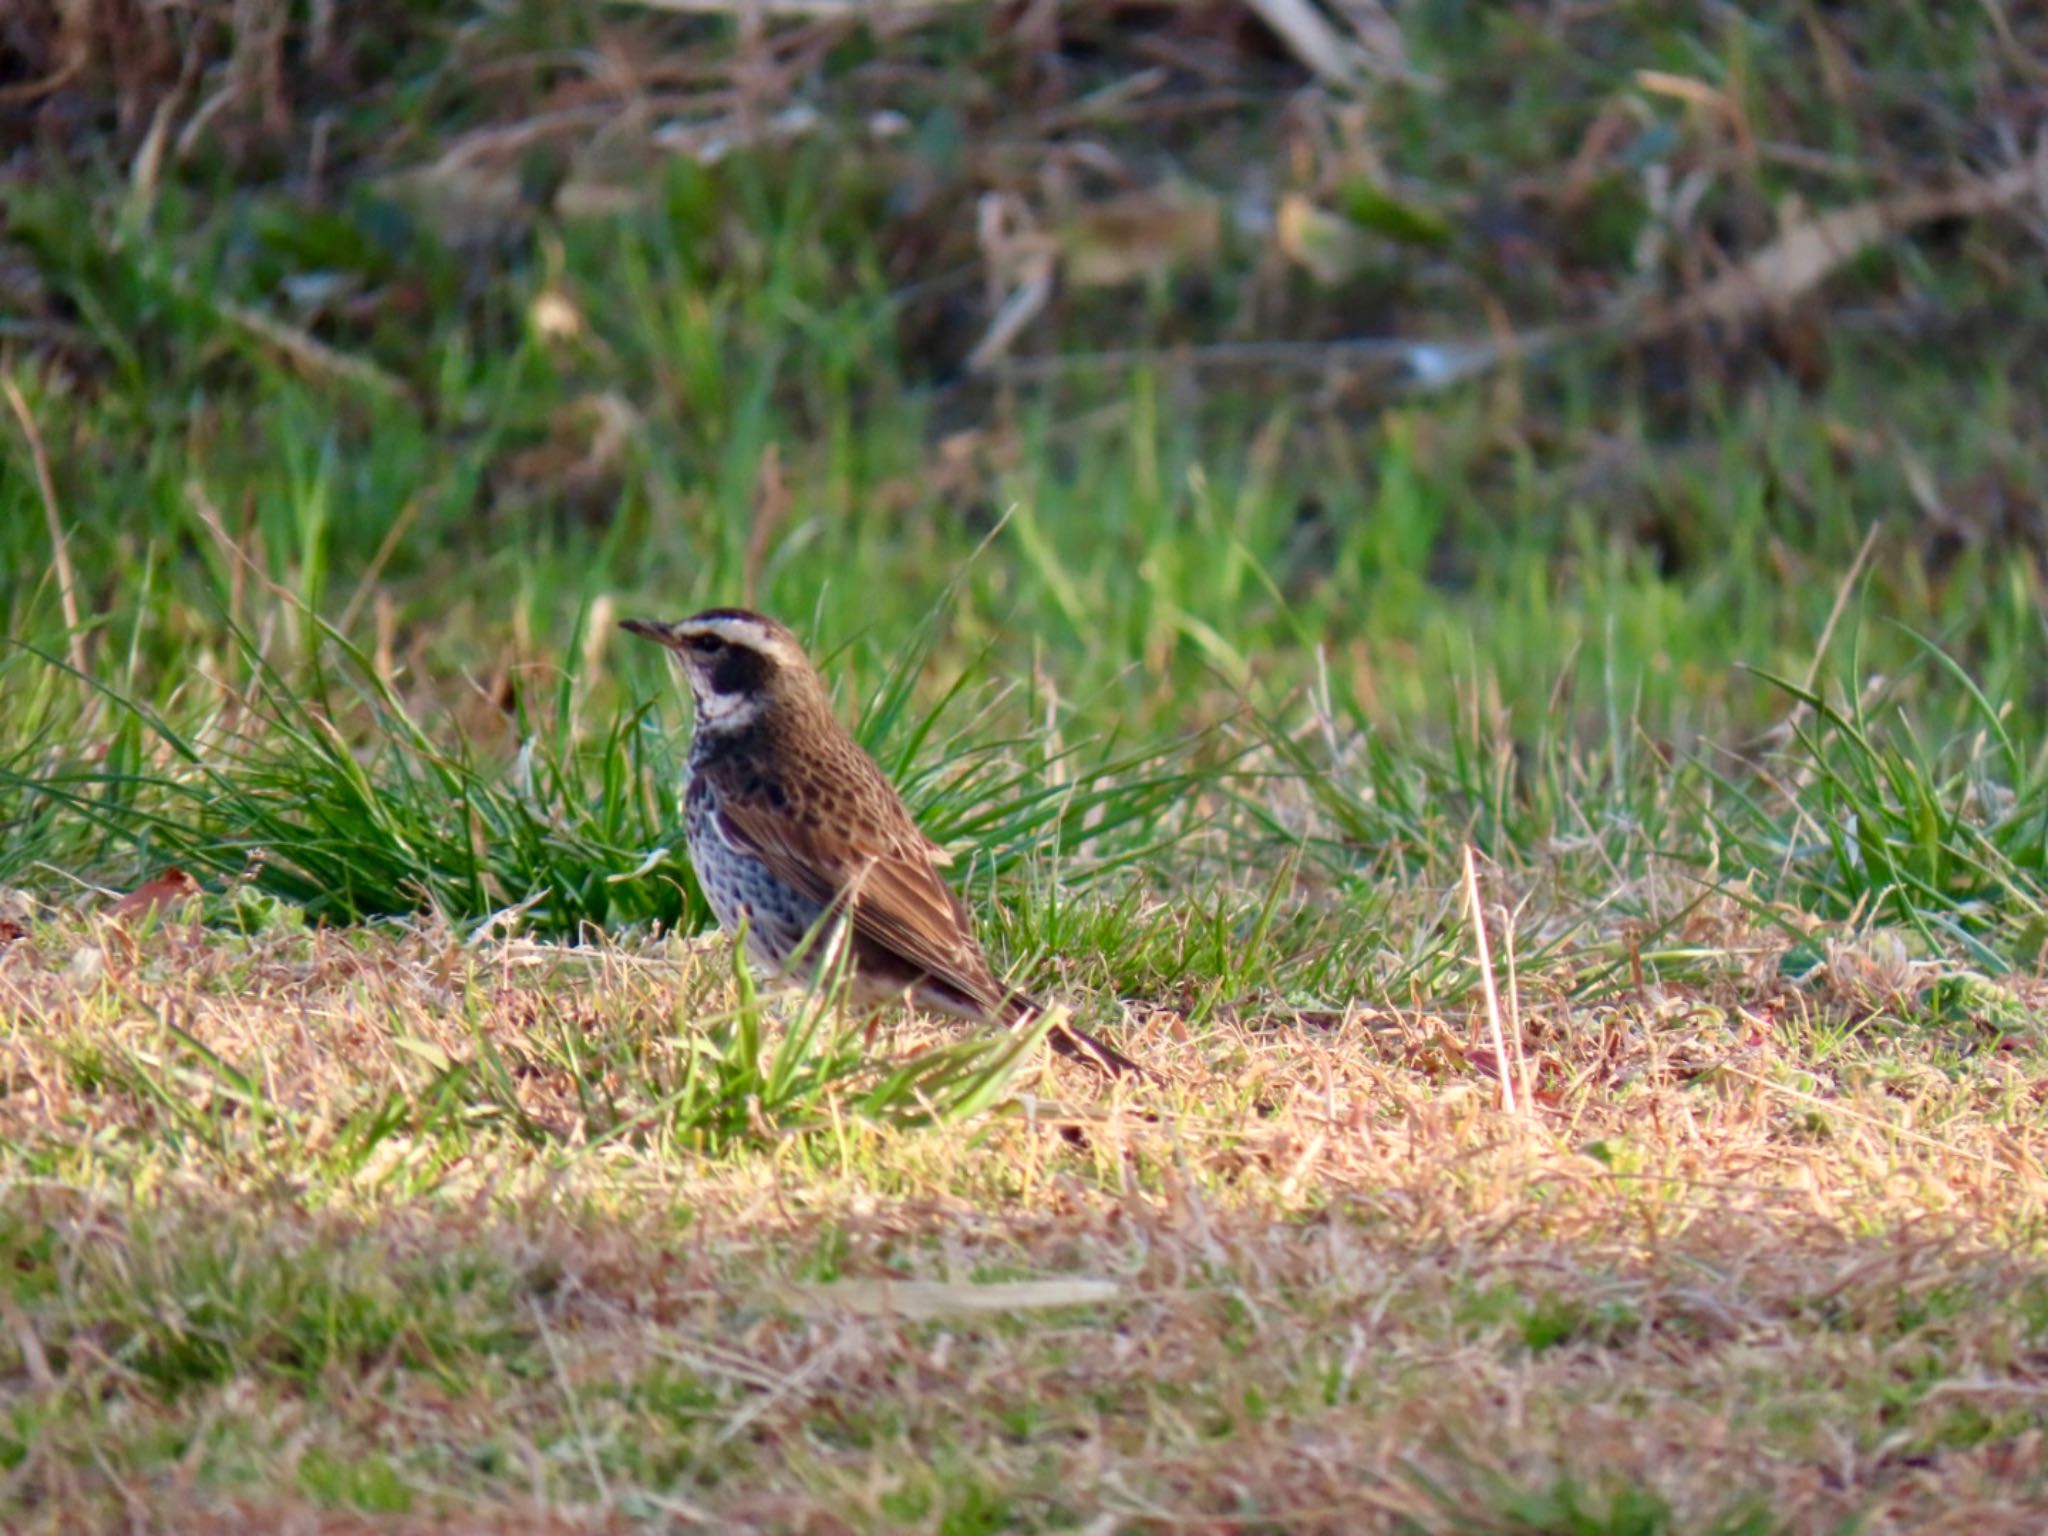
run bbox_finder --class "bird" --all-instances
[622,607,1145,1078]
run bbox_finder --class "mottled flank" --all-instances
[685,767,826,975]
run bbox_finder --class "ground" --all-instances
[6,916,2047,1531]
[2,3,2047,1530]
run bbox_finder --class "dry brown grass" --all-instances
[4,914,2046,1532]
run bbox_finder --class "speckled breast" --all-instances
[683,767,828,978]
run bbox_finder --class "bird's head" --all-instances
[621,608,825,732]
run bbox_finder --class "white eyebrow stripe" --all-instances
[688,616,767,641]
[676,615,805,667]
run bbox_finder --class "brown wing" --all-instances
[698,743,1004,1014]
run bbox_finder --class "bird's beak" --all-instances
[620,618,677,647]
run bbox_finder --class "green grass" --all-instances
[4,0,2048,1528]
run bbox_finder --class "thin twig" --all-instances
[966,250,1057,376]
[1803,520,1881,695]
[528,1296,612,1504]
[985,331,1561,385]
[1501,892,1533,1113]
[1736,520,1883,759]
[1241,0,1368,89]
[0,1288,57,1395]
[1462,844,1518,1116]
[742,441,789,607]
[3,377,88,674]
[213,298,410,400]
[338,495,422,637]
[1716,1063,2011,1169]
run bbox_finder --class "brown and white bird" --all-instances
[622,608,1144,1077]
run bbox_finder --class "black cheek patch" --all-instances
[709,644,771,697]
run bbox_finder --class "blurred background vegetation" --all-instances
[1,0,2044,967]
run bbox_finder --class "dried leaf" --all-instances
[965,249,1055,375]
[1056,187,1222,288]
[109,867,202,923]
[617,0,964,17]
[1242,0,1371,90]
[1460,1043,1508,1081]
[373,160,530,249]
[1275,192,1373,285]
[65,945,106,986]
[492,393,639,522]
[0,887,32,946]
[784,1277,1121,1319]
[1647,151,2045,335]
[529,288,584,343]
[1634,69,1755,161]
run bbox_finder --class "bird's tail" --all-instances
[1000,991,1149,1080]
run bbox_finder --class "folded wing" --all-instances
[702,753,1004,1014]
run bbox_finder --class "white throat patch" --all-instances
[695,689,762,729]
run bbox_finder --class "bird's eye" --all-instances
[689,634,726,655]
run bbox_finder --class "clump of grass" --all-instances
[1704,629,2048,971]
[0,911,1061,1202]
[2,588,1218,945]
[4,613,700,937]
